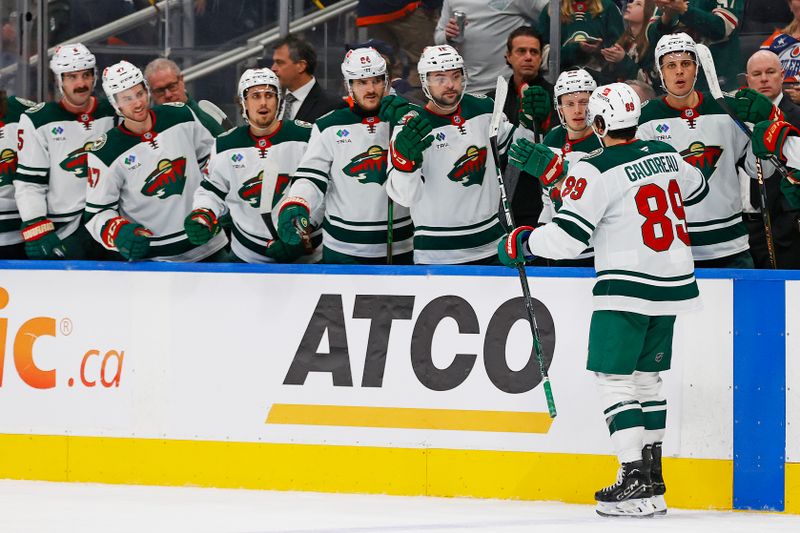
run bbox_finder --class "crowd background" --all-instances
[1,0,800,267]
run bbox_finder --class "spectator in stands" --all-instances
[356,1,441,92]
[435,0,549,94]
[625,78,657,102]
[144,58,229,136]
[738,49,800,268]
[538,0,624,74]
[270,34,345,123]
[649,0,743,91]
[599,0,657,84]
[762,0,800,85]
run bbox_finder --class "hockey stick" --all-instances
[387,197,394,264]
[490,75,557,419]
[697,44,780,267]
[258,157,282,238]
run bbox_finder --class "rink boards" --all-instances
[0,262,796,512]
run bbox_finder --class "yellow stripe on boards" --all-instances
[787,463,800,513]
[0,434,745,512]
[266,404,554,433]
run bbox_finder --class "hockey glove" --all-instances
[184,208,220,245]
[497,226,535,267]
[735,88,784,124]
[781,172,800,209]
[508,138,568,187]
[264,238,306,263]
[391,114,434,172]
[752,119,800,161]
[379,94,413,125]
[276,197,311,246]
[520,85,550,129]
[101,217,152,261]
[21,217,67,259]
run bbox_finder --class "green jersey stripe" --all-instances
[606,408,644,435]
[593,278,700,302]
[295,167,328,180]
[415,215,498,233]
[603,400,641,415]
[683,178,710,207]
[556,209,595,232]
[688,221,747,246]
[200,179,227,200]
[328,213,412,228]
[687,212,742,228]
[414,220,504,251]
[323,219,413,245]
[597,269,695,283]
[554,217,591,246]
[232,225,268,255]
[13,173,48,184]
[0,217,22,232]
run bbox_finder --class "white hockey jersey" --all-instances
[85,103,227,262]
[0,96,36,246]
[14,97,117,238]
[289,107,412,260]
[386,93,526,264]
[528,139,708,315]
[541,125,603,260]
[638,92,768,261]
[194,120,313,263]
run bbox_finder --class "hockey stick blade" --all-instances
[490,75,509,142]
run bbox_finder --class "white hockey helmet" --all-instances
[418,45,467,104]
[554,69,597,130]
[341,47,388,99]
[587,83,641,138]
[238,67,281,121]
[655,32,698,95]
[50,43,96,91]
[102,60,148,116]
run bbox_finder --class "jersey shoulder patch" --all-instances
[163,102,186,108]
[582,147,604,159]
[472,93,487,100]
[16,97,37,108]
[293,119,312,128]
[26,102,46,113]
[91,133,108,151]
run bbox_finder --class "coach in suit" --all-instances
[742,50,800,268]
[270,34,345,123]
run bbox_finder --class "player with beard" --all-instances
[84,61,227,262]
[386,44,536,264]
[277,47,413,264]
[186,68,313,263]
[14,44,117,259]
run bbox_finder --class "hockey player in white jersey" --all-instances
[0,91,36,258]
[84,61,227,262]
[501,83,708,517]
[385,45,536,265]
[186,68,312,263]
[638,33,770,268]
[14,43,117,259]
[539,68,601,266]
[276,47,413,264]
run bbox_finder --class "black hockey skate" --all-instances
[646,443,667,516]
[595,460,655,518]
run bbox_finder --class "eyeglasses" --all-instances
[151,80,181,97]
[427,72,464,86]
[559,100,589,110]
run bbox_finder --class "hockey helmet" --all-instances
[341,47,388,99]
[418,45,468,103]
[587,83,641,138]
[554,69,597,131]
[102,60,148,116]
[655,33,698,95]
[50,43,96,91]
[238,67,281,122]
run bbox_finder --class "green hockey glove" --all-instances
[21,217,67,259]
[101,217,152,261]
[391,114,434,172]
[508,138,568,187]
[184,208,220,245]
[520,85,550,129]
[752,119,800,161]
[276,197,311,246]
[735,88,783,124]
[497,226,536,267]
[378,94,413,125]
[264,238,306,262]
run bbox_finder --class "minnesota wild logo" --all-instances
[342,145,387,184]
[59,142,94,179]
[141,157,187,198]
[447,145,487,187]
[679,142,722,180]
[0,148,17,186]
[238,171,291,209]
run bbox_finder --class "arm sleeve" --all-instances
[677,159,709,207]
[84,152,125,250]
[189,108,215,171]
[192,143,229,216]
[783,137,800,168]
[527,161,608,260]
[289,124,330,213]
[13,114,50,221]
[679,0,741,43]
[433,1,451,45]
[386,121,426,207]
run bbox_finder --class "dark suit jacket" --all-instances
[293,81,347,124]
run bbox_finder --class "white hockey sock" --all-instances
[596,372,644,464]
[634,371,666,445]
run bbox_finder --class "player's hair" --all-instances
[615,0,656,61]
[506,26,543,54]
[559,0,604,23]
[605,125,638,140]
[625,79,656,102]
[144,57,182,81]
[274,34,317,76]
